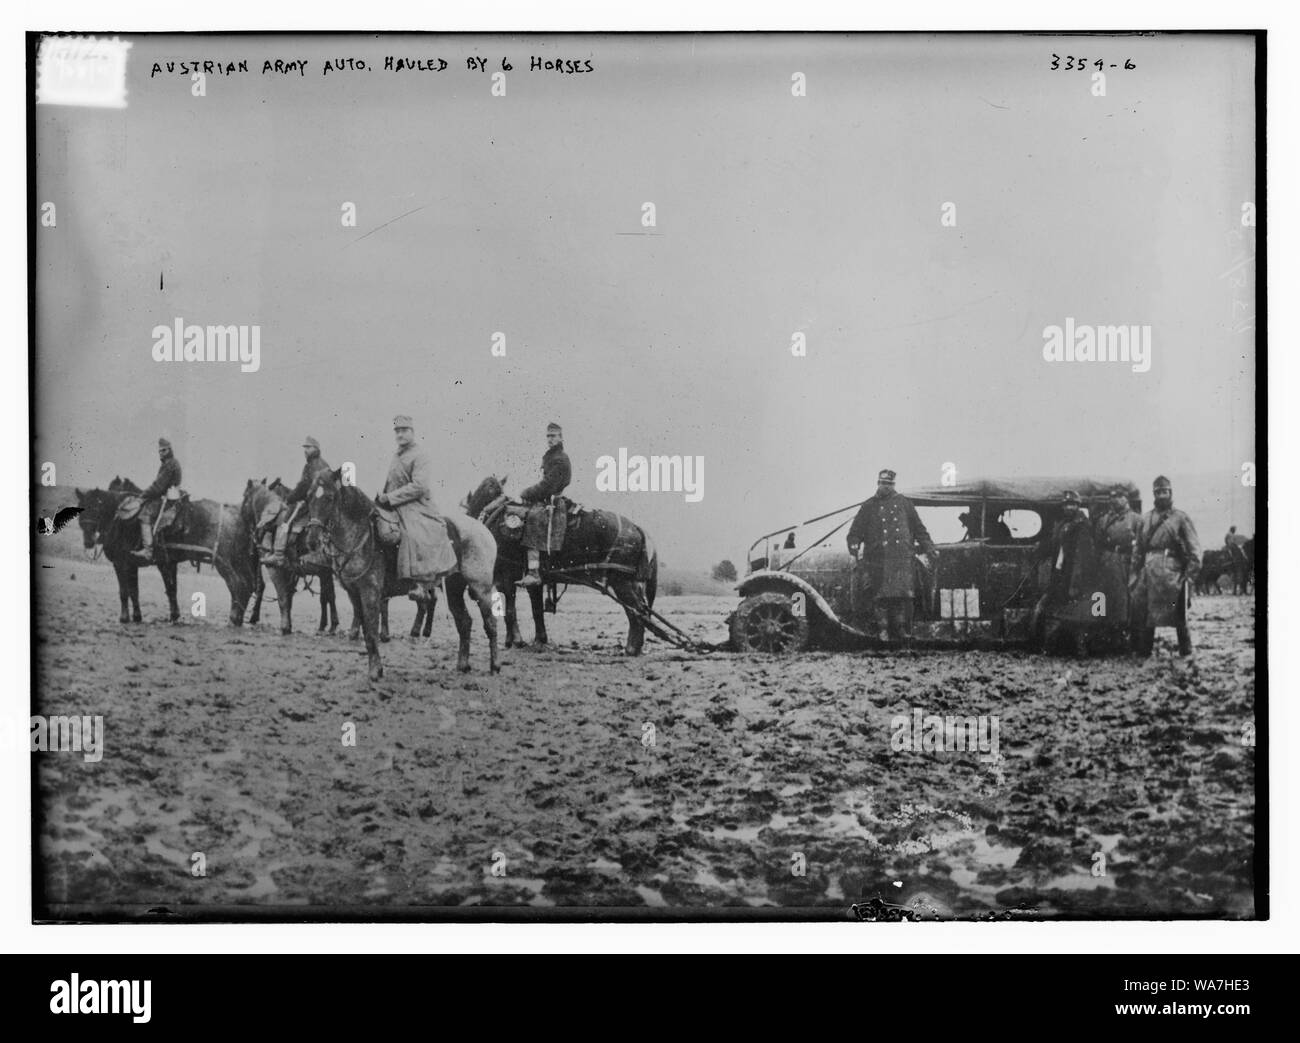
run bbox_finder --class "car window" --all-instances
[998,509,1042,540]
[916,506,973,544]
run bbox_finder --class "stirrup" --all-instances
[518,572,542,587]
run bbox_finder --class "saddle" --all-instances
[115,495,143,521]
[372,502,403,546]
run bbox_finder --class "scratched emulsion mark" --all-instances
[36,506,83,537]
[36,36,133,109]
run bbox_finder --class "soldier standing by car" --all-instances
[846,468,937,644]
[1131,475,1201,657]
[1093,485,1142,636]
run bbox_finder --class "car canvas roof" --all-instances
[899,476,1141,506]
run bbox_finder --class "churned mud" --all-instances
[34,554,1256,919]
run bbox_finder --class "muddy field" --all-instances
[33,551,1257,920]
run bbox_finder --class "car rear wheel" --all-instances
[730,591,811,654]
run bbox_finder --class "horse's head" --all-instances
[239,478,270,527]
[466,474,506,517]
[74,487,112,550]
[307,467,344,528]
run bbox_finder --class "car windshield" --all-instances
[914,503,1044,543]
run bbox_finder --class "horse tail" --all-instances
[640,532,658,609]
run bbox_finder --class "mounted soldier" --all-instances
[517,421,572,586]
[375,415,456,599]
[131,437,182,564]
[846,468,937,643]
[262,436,331,567]
[1132,475,1201,657]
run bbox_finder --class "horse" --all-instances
[464,475,659,655]
[240,479,342,635]
[73,476,256,625]
[305,468,500,680]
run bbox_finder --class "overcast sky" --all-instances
[36,32,1256,569]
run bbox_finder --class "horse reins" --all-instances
[310,511,374,584]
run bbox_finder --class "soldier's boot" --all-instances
[131,520,155,562]
[1135,628,1156,657]
[1176,626,1194,658]
[518,548,543,587]
[887,602,909,644]
[264,522,290,567]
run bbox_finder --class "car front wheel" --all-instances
[729,591,811,654]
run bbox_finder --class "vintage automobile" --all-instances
[730,476,1142,653]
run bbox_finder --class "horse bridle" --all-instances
[308,510,373,584]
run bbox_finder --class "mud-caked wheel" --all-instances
[730,591,811,654]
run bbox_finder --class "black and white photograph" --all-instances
[28,27,1261,926]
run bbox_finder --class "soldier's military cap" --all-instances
[546,422,562,434]
[1152,475,1172,491]
[1110,485,1129,497]
[392,415,413,429]
[302,436,320,450]
[1061,489,1082,504]
[158,437,172,450]
[877,469,897,485]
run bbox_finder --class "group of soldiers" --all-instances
[128,418,574,591]
[846,469,1204,656]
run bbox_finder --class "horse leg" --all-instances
[325,573,340,633]
[471,582,501,674]
[317,578,329,632]
[501,571,522,648]
[275,568,294,635]
[357,575,385,681]
[613,578,649,656]
[445,575,474,672]
[409,601,424,640]
[249,564,264,625]
[111,560,130,623]
[161,561,181,623]
[380,597,390,643]
[130,564,142,622]
[529,583,547,646]
[346,587,364,641]
[424,591,436,637]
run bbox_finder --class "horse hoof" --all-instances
[281,628,292,637]
[490,664,501,675]
[380,634,391,644]
[458,662,471,673]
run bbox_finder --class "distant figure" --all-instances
[958,510,982,541]
[988,512,1013,543]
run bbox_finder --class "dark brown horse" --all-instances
[241,479,341,635]
[306,468,500,680]
[74,477,256,625]
[465,475,659,655]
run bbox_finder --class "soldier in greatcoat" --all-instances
[375,415,456,593]
[846,468,938,643]
[1093,485,1143,631]
[1131,475,1201,657]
